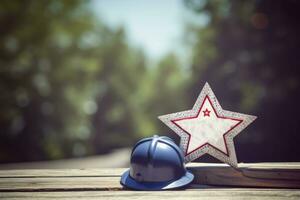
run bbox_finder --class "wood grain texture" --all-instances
[1,189,300,200]
[188,162,300,188]
[0,168,126,178]
[0,162,300,197]
[0,177,122,191]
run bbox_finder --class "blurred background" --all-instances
[0,0,300,169]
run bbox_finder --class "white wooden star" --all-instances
[158,82,257,167]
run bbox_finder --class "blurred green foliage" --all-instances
[184,0,300,162]
[1,0,300,163]
[0,0,187,162]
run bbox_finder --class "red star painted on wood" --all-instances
[203,108,211,117]
[158,82,257,167]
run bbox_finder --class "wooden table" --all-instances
[1,163,300,199]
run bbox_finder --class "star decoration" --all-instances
[203,108,211,117]
[158,82,257,167]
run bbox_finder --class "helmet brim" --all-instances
[120,169,194,190]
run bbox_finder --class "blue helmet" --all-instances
[120,135,194,190]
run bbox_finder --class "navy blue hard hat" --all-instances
[120,135,194,190]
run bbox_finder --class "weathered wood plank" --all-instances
[0,168,126,178]
[0,177,122,191]
[1,189,300,200]
[0,149,131,170]
[1,163,298,178]
[0,163,300,192]
[188,163,300,188]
